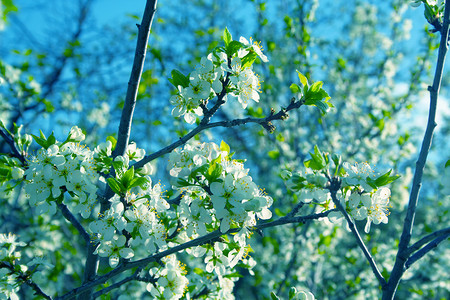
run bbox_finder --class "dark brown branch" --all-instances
[92,267,156,298]
[80,2,158,299]
[383,2,450,299]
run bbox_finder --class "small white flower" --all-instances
[239,36,269,62]
[126,142,145,161]
[11,167,24,180]
[185,76,211,101]
[364,187,391,233]
[68,126,85,142]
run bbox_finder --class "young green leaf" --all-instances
[107,177,123,195]
[223,27,232,46]
[107,136,117,150]
[47,132,56,146]
[241,51,257,69]
[290,83,301,94]
[30,134,48,149]
[226,41,245,57]
[296,70,308,87]
[304,145,326,170]
[169,69,190,88]
[220,140,230,154]
[270,292,280,300]
[129,177,149,189]
[121,166,135,189]
[289,287,298,300]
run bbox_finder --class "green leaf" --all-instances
[223,272,243,279]
[31,132,49,149]
[226,41,245,57]
[169,69,190,88]
[188,165,209,182]
[207,162,223,182]
[268,150,280,160]
[3,0,18,16]
[129,177,149,189]
[309,81,323,93]
[445,159,450,168]
[312,101,329,114]
[223,27,232,46]
[39,129,47,140]
[270,292,280,300]
[368,169,401,187]
[176,178,191,187]
[304,145,326,170]
[289,287,298,299]
[220,140,230,154]
[241,51,257,68]
[296,70,308,87]
[290,83,300,94]
[121,166,135,189]
[112,161,124,174]
[107,178,122,195]
[47,132,56,146]
[106,136,117,150]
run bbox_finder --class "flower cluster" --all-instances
[147,255,189,300]
[169,141,272,235]
[283,146,397,233]
[90,143,167,267]
[169,34,267,124]
[0,234,26,300]
[90,186,169,268]
[23,127,98,217]
[168,141,272,282]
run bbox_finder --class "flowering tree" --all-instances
[0,0,449,299]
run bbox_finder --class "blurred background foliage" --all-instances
[0,0,449,299]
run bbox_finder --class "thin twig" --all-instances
[405,233,449,270]
[328,178,387,288]
[0,262,52,300]
[132,99,299,170]
[0,126,26,165]
[57,202,91,243]
[92,267,156,298]
[406,226,450,257]
[383,2,450,299]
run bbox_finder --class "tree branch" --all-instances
[132,98,299,170]
[406,226,450,257]
[383,2,450,299]
[80,2,158,299]
[405,232,449,270]
[328,178,387,288]
[113,0,158,158]
[0,262,52,300]
[91,267,155,298]
[0,126,26,165]
[57,202,90,243]
[56,209,333,299]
